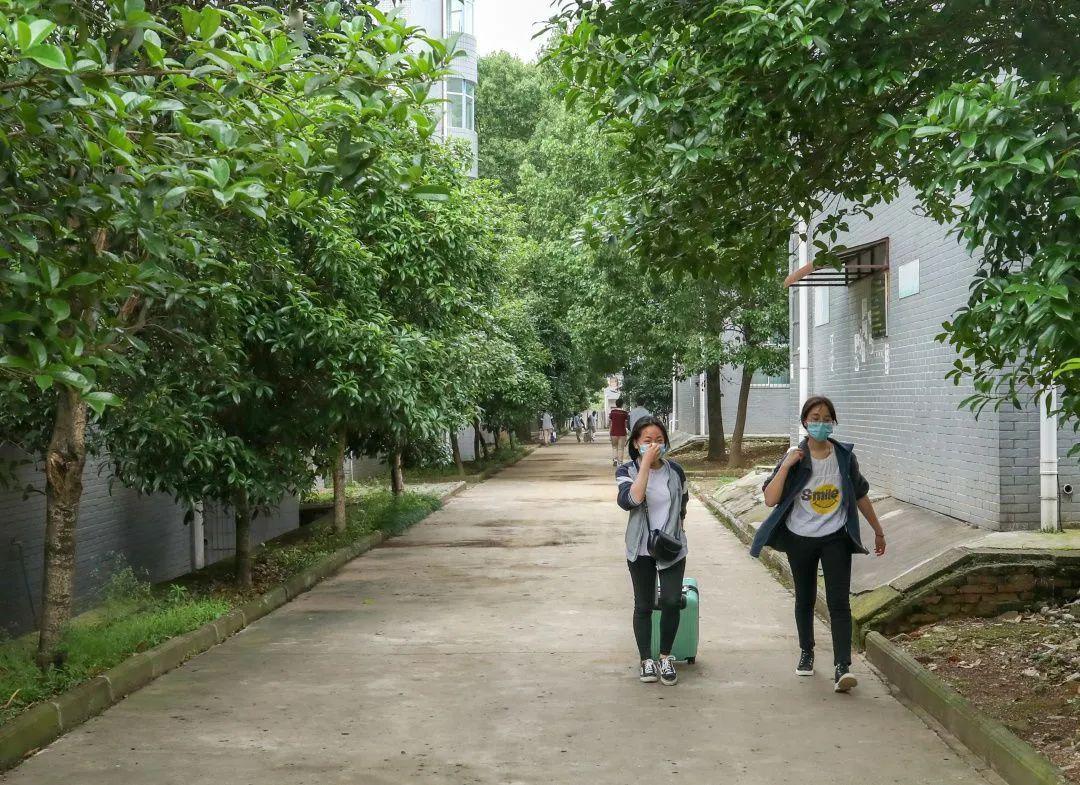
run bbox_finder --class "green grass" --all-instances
[303,445,527,502]
[0,490,440,728]
[0,588,229,726]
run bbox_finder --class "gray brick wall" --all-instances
[1,446,299,636]
[791,187,1080,529]
[673,370,788,437]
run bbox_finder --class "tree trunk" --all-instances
[508,430,515,448]
[705,363,727,462]
[332,430,347,533]
[728,367,754,468]
[492,428,502,451]
[389,448,405,496]
[449,428,464,476]
[234,492,253,590]
[36,387,88,669]
[473,418,488,460]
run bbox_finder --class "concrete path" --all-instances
[5,442,996,785]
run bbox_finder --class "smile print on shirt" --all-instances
[801,484,841,515]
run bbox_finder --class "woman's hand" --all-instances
[781,447,804,469]
[874,532,886,556]
[640,442,662,466]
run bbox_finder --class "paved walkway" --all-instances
[5,442,997,784]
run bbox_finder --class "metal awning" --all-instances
[784,239,890,288]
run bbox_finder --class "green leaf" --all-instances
[34,375,53,391]
[46,298,71,321]
[410,184,450,201]
[0,311,34,323]
[208,158,230,188]
[199,7,222,40]
[0,355,32,370]
[913,126,948,138]
[10,229,38,253]
[25,43,68,71]
[162,186,190,209]
[825,5,844,23]
[25,337,47,367]
[84,390,122,415]
[151,99,185,112]
[59,272,101,289]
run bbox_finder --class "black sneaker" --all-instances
[659,656,678,686]
[795,650,814,676]
[639,659,659,683]
[834,664,857,693]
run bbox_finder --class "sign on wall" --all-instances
[899,258,920,299]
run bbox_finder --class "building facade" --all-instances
[0,447,298,636]
[379,0,479,175]
[788,187,1079,531]
[671,367,790,440]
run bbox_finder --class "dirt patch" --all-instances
[894,599,1080,781]
[674,439,788,495]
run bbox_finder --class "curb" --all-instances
[865,632,1065,785]
[0,483,461,772]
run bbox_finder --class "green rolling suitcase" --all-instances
[650,576,699,663]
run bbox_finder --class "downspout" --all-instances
[190,501,205,571]
[671,374,678,431]
[1040,385,1061,533]
[699,373,707,436]
[797,220,810,432]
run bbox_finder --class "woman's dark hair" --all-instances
[628,415,671,461]
[800,395,838,425]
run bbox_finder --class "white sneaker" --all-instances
[659,656,678,686]
[639,659,659,683]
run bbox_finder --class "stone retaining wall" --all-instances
[867,553,1080,638]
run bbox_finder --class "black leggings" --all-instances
[627,556,686,660]
[785,528,852,667]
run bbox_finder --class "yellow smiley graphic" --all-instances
[809,484,841,514]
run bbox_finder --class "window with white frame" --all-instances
[446,77,475,131]
[814,285,829,326]
[447,0,475,34]
[751,335,791,387]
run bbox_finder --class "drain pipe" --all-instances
[699,372,707,436]
[671,374,678,431]
[797,220,810,431]
[190,501,205,570]
[1040,385,1061,533]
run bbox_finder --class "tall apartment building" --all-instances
[379,0,479,175]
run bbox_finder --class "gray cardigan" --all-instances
[615,458,689,569]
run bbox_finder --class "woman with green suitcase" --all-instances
[616,416,689,686]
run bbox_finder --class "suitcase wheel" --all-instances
[687,657,696,664]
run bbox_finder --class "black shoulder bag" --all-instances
[644,474,683,561]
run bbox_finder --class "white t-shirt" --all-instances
[542,413,553,429]
[637,463,672,557]
[786,450,846,537]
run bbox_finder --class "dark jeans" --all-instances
[785,527,852,667]
[627,556,686,660]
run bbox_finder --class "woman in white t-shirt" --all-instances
[757,396,886,694]
[615,416,689,686]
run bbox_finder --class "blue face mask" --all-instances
[806,422,834,442]
[639,443,668,457]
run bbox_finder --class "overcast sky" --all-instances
[476,0,561,62]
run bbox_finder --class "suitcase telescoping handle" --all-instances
[653,582,699,610]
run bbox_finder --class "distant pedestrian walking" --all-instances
[616,416,689,687]
[540,411,553,446]
[571,413,585,442]
[608,398,629,466]
[628,404,651,433]
[751,395,887,693]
